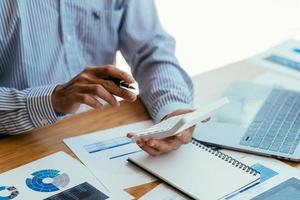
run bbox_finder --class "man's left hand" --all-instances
[128,109,196,156]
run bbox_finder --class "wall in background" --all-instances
[117,0,300,77]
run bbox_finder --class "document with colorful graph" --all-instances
[63,121,156,191]
[0,151,131,200]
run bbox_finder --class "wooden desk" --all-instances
[0,62,299,199]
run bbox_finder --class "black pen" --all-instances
[106,77,135,89]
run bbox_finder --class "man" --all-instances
[0,0,194,156]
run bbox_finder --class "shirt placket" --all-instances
[59,0,80,76]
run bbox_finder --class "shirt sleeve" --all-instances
[119,0,194,123]
[0,85,58,135]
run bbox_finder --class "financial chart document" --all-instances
[64,121,156,191]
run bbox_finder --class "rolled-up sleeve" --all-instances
[119,0,194,123]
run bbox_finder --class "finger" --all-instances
[127,133,133,138]
[175,127,194,144]
[136,139,146,148]
[147,138,182,153]
[93,65,135,84]
[78,78,137,102]
[75,93,103,110]
[76,84,119,107]
[139,143,162,156]
[135,139,161,156]
[99,79,137,102]
[201,117,211,123]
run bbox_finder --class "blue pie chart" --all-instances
[26,169,70,192]
[0,186,19,200]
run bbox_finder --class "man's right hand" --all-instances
[51,65,137,114]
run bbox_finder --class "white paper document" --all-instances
[140,183,191,200]
[0,151,131,200]
[63,121,156,191]
[219,149,300,199]
[247,39,300,78]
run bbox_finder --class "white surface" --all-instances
[63,121,156,191]
[117,0,300,77]
[128,143,260,200]
[140,183,191,200]
[254,71,300,91]
[0,151,130,200]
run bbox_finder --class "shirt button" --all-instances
[66,35,72,42]
[41,119,48,126]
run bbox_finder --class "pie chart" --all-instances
[26,169,70,192]
[0,186,19,200]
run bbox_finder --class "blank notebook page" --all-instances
[128,142,259,200]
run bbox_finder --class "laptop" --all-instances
[193,81,300,161]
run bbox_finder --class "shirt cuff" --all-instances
[26,85,59,127]
[154,102,193,123]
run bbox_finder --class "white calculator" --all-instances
[131,97,229,142]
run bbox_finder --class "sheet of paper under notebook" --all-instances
[0,151,132,199]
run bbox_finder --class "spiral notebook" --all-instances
[128,140,260,200]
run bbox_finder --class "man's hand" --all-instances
[128,109,197,156]
[51,65,137,114]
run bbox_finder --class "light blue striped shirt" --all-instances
[0,0,193,135]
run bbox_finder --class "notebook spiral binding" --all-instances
[192,139,260,176]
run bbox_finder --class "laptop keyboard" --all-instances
[240,88,300,154]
